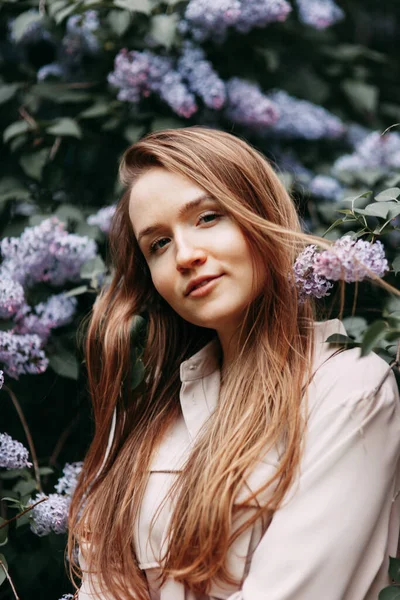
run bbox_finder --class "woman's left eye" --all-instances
[198,212,222,224]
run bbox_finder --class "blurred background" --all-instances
[0,0,400,598]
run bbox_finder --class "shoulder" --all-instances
[308,319,399,419]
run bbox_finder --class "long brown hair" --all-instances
[68,127,319,598]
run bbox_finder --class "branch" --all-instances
[0,496,48,530]
[0,559,20,600]
[2,385,42,492]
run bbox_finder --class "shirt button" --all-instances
[189,364,198,370]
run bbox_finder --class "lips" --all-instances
[185,275,221,296]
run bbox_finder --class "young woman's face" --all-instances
[129,167,266,340]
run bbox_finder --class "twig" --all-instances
[2,385,42,493]
[49,416,79,466]
[0,496,48,531]
[0,558,20,600]
[49,136,61,160]
[18,107,38,130]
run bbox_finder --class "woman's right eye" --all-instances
[149,237,170,254]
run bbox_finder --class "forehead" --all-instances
[129,167,205,235]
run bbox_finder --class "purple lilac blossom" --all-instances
[0,279,25,319]
[177,42,226,109]
[182,0,291,41]
[235,0,292,33]
[293,245,333,302]
[295,0,344,29]
[308,175,344,201]
[182,0,241,42]
[87,205,116,233]
[0,433,32,469]
[333,131,400,174]
[63,10,100,62]
[225,78,280,127]
[346,123,371,149]
[0,370,3,389]
[314,237,389,282]
[28,492,69,536]
[108,50,197,118]
[268,90,345,140]
[37,63,64,81]
[14,294,78,342]
[55,461,83,496]
[0,217,97,288]
[0,331,48,379]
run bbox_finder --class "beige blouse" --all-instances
[78,319,400,600]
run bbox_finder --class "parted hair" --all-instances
[68,127,319,599]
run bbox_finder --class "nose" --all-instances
[175,235,207,272]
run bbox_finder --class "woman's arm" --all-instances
[226,360,400,600]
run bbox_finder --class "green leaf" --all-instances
[0,83,20,105]
[80,256,105,279]
[392,256,400,276]
[107,9,132,36]
[375,187,400,201]
[342,80,378,113]
[388,205,400,220]
[48,0,68,18]
[148,14,178,49]
[19,148,49,181]
[11,10,42,42]
[0,553,8,586]
[355,202,394,219]
[124,124,146,143]
[131,359,145,390]
[379,586,400,600]
[53,2,78,24]
[361,320,388,357]
[114,0,152,14]
[38,467,54,476]
[64,285,89,298]
[3,120,31,144]
[325,334,360,347]
[55,204,84,223]
[79,101,110,119]
[31,83,91,103]
[13,478,37,497]
[49,348,79,380]
[0,519,8,547]
[342,316,367,341]
[150,117,183,131]
[46,118,82,138]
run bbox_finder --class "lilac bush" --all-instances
[14,294,78,342]
[87,205,116,234]
[0,432,32,469]
[308,175,344,201]
[0,279,25,319]
[55,461,83,496]
[268,90,346,140]
[293,245,333,302]
[314,237,389,282]
[0,331,48,379]
[0,218,97,288]
[28,492,70,536]
[295,0,344,30]
[225,78,280,127]
[334,131,400,175]
[177,42,226,109]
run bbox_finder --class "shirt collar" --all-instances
[180,337,221,382]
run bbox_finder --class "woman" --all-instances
[68,127,400,600]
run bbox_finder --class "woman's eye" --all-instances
[149,237,170,254]
[198,212,222,224]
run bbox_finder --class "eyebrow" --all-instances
[136,193,214,246]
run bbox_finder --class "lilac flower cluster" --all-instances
[0,432,32,469]
[28,492,70,536]
[181,0,291,42]
[87,205,117,233]
[308,175,344,201]
[314,237,389,282]
[63,10,100,59]
[295,0,344,30]
[0,279,25,319]
[14,294,78,342]
[294,237,389,300]
[108,50,197,118]
[55,461,83,496]
[225,78,280,127]
[0,331,48,379]
[0,218,97,288]
[333,131,400,175]
[268,91,346,140]
[177,42,226,109]
[293,245,333,302]
[0,370,3,389]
